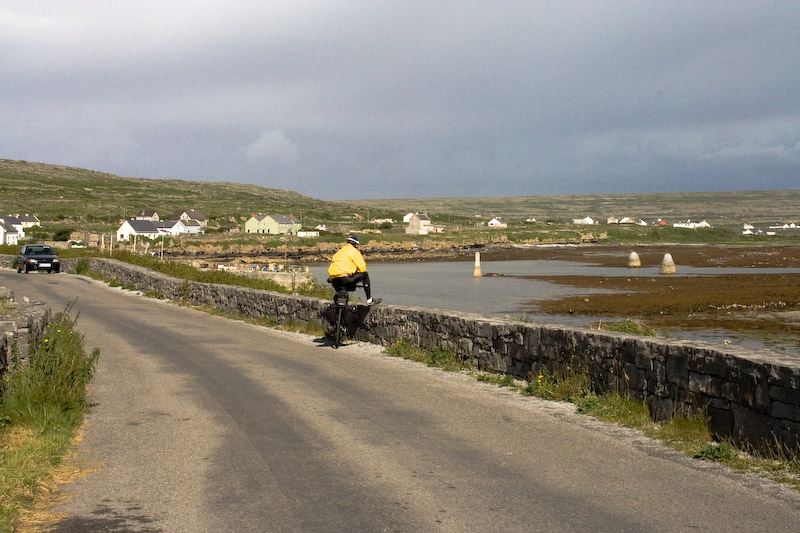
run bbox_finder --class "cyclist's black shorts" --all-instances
[331,271,370,293]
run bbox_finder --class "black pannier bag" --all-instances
[322,304,371,336]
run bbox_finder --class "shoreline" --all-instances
[167,241,800,268]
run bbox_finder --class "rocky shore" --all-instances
[500,244,800,352]
[163,239,800,268]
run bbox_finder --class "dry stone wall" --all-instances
[0,286,50,378]
[4,256,799,451]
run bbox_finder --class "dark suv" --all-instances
[17,244,60,274]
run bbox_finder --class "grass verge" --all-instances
[0,306,99,532]
[383,339,800,490]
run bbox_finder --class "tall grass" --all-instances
[385,339,472,372]
[0,306,99,531]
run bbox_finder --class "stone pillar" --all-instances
[660,253,676,274]
[473,252,482,277]
[627,251,641,268]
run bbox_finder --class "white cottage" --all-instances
[0,220,19,245]
[116,219,160,241]
[405,213,433,235]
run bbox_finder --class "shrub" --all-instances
[74,257,89,275]
[598,319,656,336]
[694,441,734,461]
[53,228,74,241]
[0,305,99,430]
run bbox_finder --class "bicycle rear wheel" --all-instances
[334,306,344,348]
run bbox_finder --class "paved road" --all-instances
[4,269,800,532]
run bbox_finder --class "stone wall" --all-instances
[3,255,799,451]
[0,286,50,378]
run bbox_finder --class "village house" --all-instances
[0,216,25,239]
[405,213,433,235]
[607,216,647,225]
[0,219,19,245]
[170,209,208,227]
[487,217,508,228]
[155,219,185,236]
[116,219,161,241]
[154,219,202,236]
[17,214,40,229]
[244,214,302,235]
[244,214,266,234]
[769,222,799,230]
[135,209,160,221]
[673,220,711,229]
[572,216,596,225]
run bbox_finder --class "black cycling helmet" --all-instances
[346,235,360,246]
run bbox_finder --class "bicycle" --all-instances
[324,281,380,348]
[331,285,355,348]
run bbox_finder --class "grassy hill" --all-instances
[1,159,798,234]
[0,159,370,230]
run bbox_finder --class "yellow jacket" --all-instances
[328,243,367,278]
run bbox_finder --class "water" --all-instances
[310,259,800,353]
[311,259,800,317]
[311,260,600,317]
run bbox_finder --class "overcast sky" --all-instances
[2,1,798,200]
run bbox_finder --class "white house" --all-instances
[154,219,184,236]
[769,222,799,230]
[1,216,25,239]
[170,209,208,227]
[0,220,19,245]
[181,219,205,234]
[674,220,711,229]
[405,213,433,235]
[17,214,40,229]
[487,217,508,228]
[135,209,160,221]
[116,219,160,241]
[573,216,596,225]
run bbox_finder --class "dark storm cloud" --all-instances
[1,1,797,199]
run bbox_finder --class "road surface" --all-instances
[3,269,799,532]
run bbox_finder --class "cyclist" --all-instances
[328,235,377,305]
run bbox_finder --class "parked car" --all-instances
[17,244,60,273]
